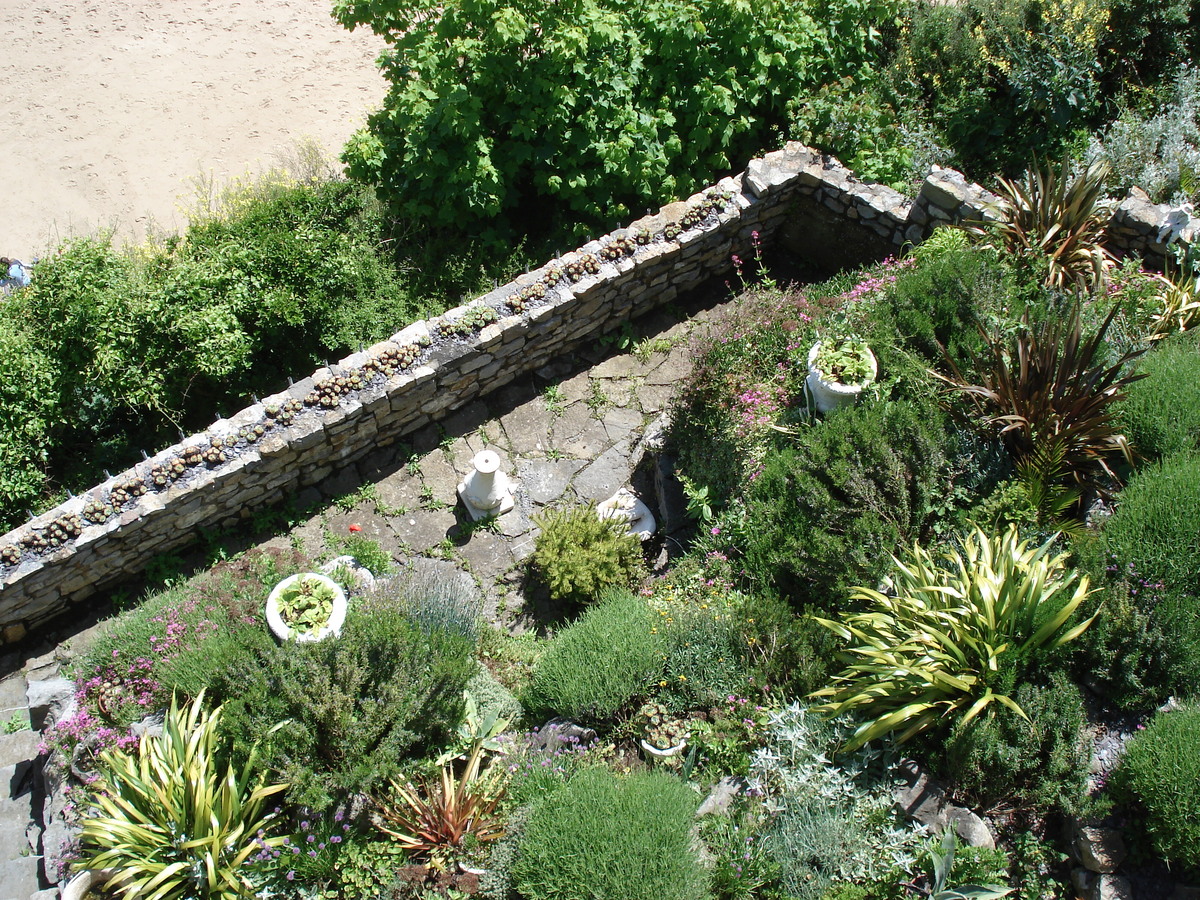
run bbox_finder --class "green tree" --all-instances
[335,0,894,240]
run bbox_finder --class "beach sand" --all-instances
[1,1,387,261]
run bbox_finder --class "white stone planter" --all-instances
[265,573,348,643]
[61,870,120,900]
[597,487,656,541]
[806,341,878,414]
[640,737,689,759]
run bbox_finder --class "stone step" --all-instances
[0,731,41,771]
[0,853,43,900]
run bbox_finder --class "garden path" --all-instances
[0,289,736,899]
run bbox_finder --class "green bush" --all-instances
[337,0,894,241]
[875,244,1001,368]
[465,663,523,725]
[742,397,948,611]
[0,173,520,526]
[1115,704,1200,870]
[737,591,841,699]
[657,605,747,712]
[530,504,644,606]
[942,672,1090,817]
[1099,0,1194,94]
[1101,452,1200,593]
[512,768,705,900]
[0,317,59,531]
[526,591,664,722]
[890,0,1104,174]
[210,599,475,811]
[1117,329,1200,460]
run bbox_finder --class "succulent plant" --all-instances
[663,222,682,240]
[440,305,499,339]
[636,701,689,751]
[82,499,116,524]
[509,280,549,313]
[0,545,19,567]
[600,236,636,260]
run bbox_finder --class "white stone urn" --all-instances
[457,450,515,520]
[597,487,656,541]
[265,572,348,643]
[806,339,878,414]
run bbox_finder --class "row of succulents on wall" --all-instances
[0,187,737,576]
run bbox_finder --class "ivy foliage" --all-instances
[335,0,895,239]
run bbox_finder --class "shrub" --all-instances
[526,591,664,722]
[980,156,1114,291]
[941,671,1090,816]
[466,664,523,726]
[656,605,747,712]
[369,562,481,641]
[890,0,1105,174]
[1114,704,1200,870]
[1071,577,1178,710]
[512,767,705,900]
[1099,0,1194,94]
[737,591,842,699]
[750,704,923,900]
[1117,328,1200,460]
[530,504,643,606]
[814,526,1097,750]
[1101,452,1200,593]
[337,0,893,240]
[211,601,475,811]
[742,397,949,611]
[79,692,287,900]
[937,302,1145,518]
[1091,64,1200,206]
[0,317,58,531]
[874,243,1000,368]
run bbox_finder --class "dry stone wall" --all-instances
[0,144,1195,640]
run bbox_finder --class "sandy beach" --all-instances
[1,1,387,261]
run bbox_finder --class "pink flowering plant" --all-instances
[46,549,313,800]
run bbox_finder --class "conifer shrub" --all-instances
[525,591,663,722]
[742,398,948,611]
[1115,703,1200,871]
[941,672,1090,816]
[530,504,644,606]
[1117,328,1200,460]
[512,768,706,900]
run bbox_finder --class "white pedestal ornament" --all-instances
[457,450,515,520]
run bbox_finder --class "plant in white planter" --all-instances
[806,336,878,413]
[636,701,689,758]
[265,572,348,642]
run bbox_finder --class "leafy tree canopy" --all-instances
[335,0,895,240]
